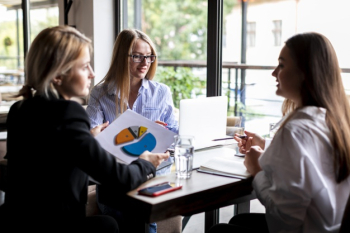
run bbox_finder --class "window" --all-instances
[272,20,282,46]
[0,1,58,105]
[247,22,256,47]
[124,0,208,108]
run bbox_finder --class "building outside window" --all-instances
[272,20,282,46]
[247,22,256,47]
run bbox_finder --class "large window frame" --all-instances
[114,0,227,98]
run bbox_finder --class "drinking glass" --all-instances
[234,116,245,136]
[234,116,246,156]
[174,135,194,179]
[269,123,278,138]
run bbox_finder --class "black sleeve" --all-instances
[57,101,156,193]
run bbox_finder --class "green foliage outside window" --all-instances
[156,66,205,108]
[0,7,58,70]
[136,0,235,61]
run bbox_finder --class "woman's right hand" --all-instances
[90,121,109,137]
[234,130,265,154]
[139,150,170,168]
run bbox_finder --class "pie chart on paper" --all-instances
[115,126,157,156]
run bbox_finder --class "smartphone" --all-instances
[138,182,182,197]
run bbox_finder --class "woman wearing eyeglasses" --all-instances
[86,29,179,233]
[86,29,178,133]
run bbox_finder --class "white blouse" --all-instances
[254,106,350,233]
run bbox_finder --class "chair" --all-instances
[339,192,350,233]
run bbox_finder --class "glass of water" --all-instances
[174,135,194,179]
[269,123,278,138]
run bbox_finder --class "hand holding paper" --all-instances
[95,110,177,164]
[139,150,170,168]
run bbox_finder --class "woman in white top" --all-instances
[209,32,350,233]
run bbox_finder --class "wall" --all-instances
[58,0,115,85]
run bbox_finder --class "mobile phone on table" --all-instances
[138,182,182,197]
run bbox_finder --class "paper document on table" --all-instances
[95,109,177,164]
[198,153,251,179]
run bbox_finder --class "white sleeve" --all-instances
[253,126,324,232]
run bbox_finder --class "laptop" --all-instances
[178,96,232,150]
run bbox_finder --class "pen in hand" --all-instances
[212,137,233,141]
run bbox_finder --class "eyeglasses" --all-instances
[129,54,157,63]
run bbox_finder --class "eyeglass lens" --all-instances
[131,55,156,63]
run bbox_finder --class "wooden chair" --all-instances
[339,192,350,233]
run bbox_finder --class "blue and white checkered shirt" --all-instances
[87,78,178,133]
[86,78,178,175]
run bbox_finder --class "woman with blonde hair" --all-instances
[209,32,350,232]
[86,28,178,132]
[86,29,178,233]
[0,25,169,233]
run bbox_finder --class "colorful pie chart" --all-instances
[115,126,157,156]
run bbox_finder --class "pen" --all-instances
[212,138,234,141]
[238,135,248,139]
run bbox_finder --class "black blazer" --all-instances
[4,95,155,227]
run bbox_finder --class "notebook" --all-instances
[178,96,232,150]
[193,147,250,179]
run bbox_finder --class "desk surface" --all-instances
[123,145,255,233]
[127,171,253,223]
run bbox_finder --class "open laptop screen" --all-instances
[178,96,228,149]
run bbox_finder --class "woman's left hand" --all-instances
[244,145,263,176]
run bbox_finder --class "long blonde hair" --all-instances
[18,25,92,99]
[279,32,350,183]
[97,29,158,115]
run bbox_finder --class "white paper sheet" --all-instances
[95,109,177,164]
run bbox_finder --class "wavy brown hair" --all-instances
[279,32,350,183]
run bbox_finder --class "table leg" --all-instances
[234,201,250,215]
[0,190,4,206]
[204,209,219,233]
[127,219,150,233]
[136,223,150,233]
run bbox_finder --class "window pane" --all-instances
[272,20,282,46]
[30,3,58,41]
[0,4,24,106]
[0,1,58,107]
[126,0,207,109]
[247,22,256,47]
[223,0,350,136]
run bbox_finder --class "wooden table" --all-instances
[122,146,255,232]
